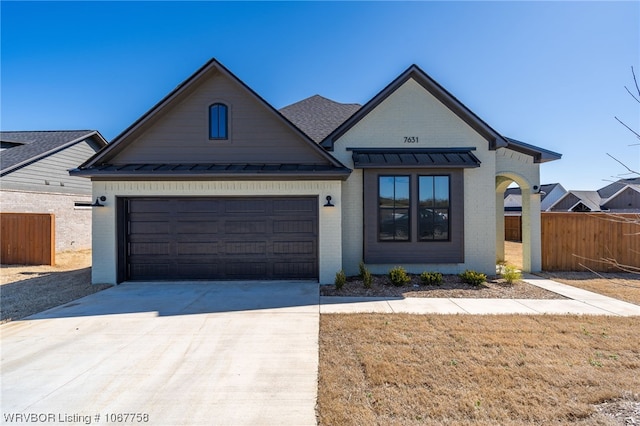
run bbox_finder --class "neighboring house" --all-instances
[70,59,561,284]
[504,183,567,214]
[1,130,108,251]
[547,178,640,213]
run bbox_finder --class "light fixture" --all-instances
[324,195,334,207]
[91,196,106,207]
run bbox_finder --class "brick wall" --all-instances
[0,189,93,252]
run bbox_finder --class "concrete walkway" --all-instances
[1,281,319,426]
[320,275,640,316]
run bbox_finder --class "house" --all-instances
[546,178,640,212]
[503,183,567,214]
[1,131,108,252]
[70,59,561,284]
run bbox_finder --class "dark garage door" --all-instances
[124,197,318,281]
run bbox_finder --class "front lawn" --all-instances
[318,314,639,425]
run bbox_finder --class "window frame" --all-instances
[417,175,451,242]
[209,103,229,140]
[377,175,411,242]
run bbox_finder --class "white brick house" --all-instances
[71,59,560,284]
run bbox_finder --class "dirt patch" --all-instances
[321,273,566,299]
[1,250,112,323]
[318,314,640,425]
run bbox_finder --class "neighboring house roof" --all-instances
[504,183,563,203]
[598,177,640,199]
[279,95,361,143]
[1,130,107,176]
[549,190,603,212]
[73,59,349,179]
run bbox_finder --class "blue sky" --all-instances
[1,1,638,190]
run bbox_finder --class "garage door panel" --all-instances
[176,242,218,255]
[125,197,318,281]
[175,220,219,234]
[224,199,267,214]
[129,221,171,234]
[224,241,266,255]
[129,242,171,256]
[273,220,314,234]
[224,220,267,234]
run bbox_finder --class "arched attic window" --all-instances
[209,103,228,140]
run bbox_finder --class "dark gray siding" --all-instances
[603,187,640,211]
[112,70,330,166]
[550,194,580,211]
[363,168,464,264]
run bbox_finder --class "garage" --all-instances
[122,197,318,281]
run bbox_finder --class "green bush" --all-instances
[501,265,522,284]
[459,269,487,286]
[388,266,411,287]
[359,261,373,289]
[335,270,346,290]
[420,271,443,286]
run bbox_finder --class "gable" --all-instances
[602,186,640,210]
[78,60,347,181]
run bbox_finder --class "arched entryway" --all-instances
[496,172,542,272]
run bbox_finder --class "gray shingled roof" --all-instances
[1,130,103,175]
[279,95,361,143]
[598,178,640,199]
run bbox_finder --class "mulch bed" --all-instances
[320,274,566,299]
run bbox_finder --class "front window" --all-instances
[209,103,228,139]
[418,176,450,240]
[378,176,410,241]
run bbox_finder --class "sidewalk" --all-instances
[319,274,640,316]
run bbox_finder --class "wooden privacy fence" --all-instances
[505,216,522,242]
[1,213,55,265]
[541,212,640,272]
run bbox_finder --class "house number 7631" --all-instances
[403,136,419,143]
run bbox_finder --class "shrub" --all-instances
[335,270,346,290]
[359,261,373,289]
[388,266,411,287]
[501,265,522,284]
[459,269,487,286]
[420,271,443,286]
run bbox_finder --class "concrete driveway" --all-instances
[1,281,320,426]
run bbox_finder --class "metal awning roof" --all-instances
[349,148,481,169]
[69,163,351,180]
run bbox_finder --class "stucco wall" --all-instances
[0,189,93,252]
[90,180,342,285]
[331,79,498,275]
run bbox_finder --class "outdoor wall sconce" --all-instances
[324,195,334,207]
[91,196,106,207]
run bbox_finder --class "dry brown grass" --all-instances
[504,241,524,269]
[318,314,640,425]
[538,271,640,306]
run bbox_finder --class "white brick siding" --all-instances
[332,79,499,275]
[91,180,342,285]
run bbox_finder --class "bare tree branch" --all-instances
[614,116,640,139]
[631,66,640,98]
[606,152,640,175]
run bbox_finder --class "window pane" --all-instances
[379,208,409,241]
[419,176,434,208]
[210,103,228,139]
[379,176,410,241]
[394,177,410,208]
[218,105,227,138]
[434,176,449,207]
[418,176,450,241]
[379,177,395,208]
